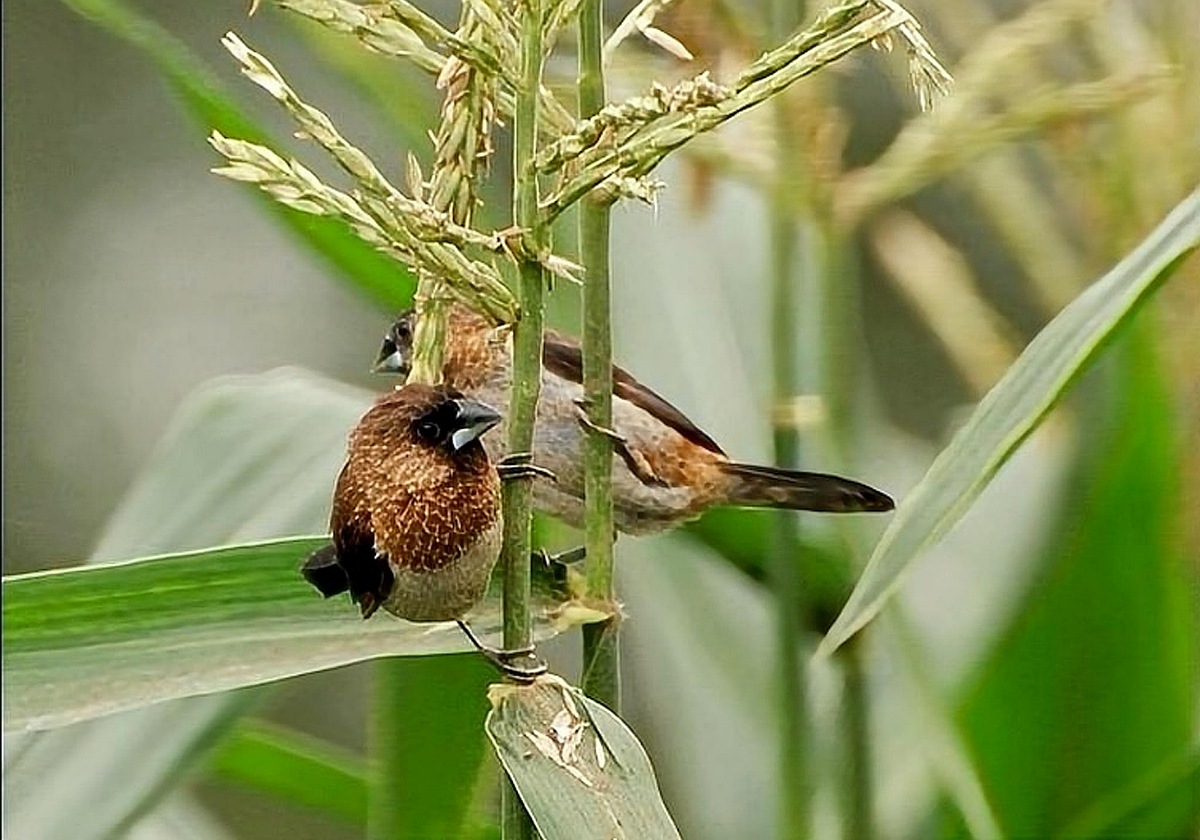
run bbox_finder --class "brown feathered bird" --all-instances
[373,306,894,535]
[301,382,543,676]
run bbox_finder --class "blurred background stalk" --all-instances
[766,0,810,837]
[577,0,620,711]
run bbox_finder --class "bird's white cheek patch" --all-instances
[451,427,478,451]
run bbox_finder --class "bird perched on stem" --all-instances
[373,305,894,535]
[301,382,546,678]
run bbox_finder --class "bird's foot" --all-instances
[496,451,557,483]
[533,545,587,568]
[456,620,547,682]
[573,401,626,444]
[573,403,668,488]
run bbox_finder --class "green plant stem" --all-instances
[819,231,872,839]
[576,0,619,712]
[840,638,872,840]
[501,0,546,834]
[769,132,811,840]
[767,0,811,830]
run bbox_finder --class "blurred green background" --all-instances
[3,0,1197,838]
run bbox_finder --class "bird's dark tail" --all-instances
[302,544,350,597]
[720,462,894,513]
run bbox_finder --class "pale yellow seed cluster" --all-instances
[212,0,954,341]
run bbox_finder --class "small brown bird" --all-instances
[301,382,543,676]
[374,306,894,535]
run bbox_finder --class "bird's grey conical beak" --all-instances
[372,338,407,374]
[372,351,405,374]
[450,399,502,451]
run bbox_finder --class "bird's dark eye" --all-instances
[393,320,412,346]
[416,419,443,441]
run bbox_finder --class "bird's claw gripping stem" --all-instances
[496,451,557,483]
[456,620,547,681]
[573,399,626,443]
[534,545,587,567]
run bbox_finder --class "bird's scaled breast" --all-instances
[382,515,503,622]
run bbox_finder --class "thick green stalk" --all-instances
[501,0,545,834]
[503,0,545,669]
[577,0,619,711]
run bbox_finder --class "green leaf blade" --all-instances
[818,187,1200,656]
[2,535,579,732]
[956,329,1197,838]
[207,720,368,827]
[486,677,683,840]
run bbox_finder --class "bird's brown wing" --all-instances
[330,464,395,618]
[542,329,725,456]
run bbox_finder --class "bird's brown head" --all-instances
[306,383,505,619]
[373,306,503,389]
[351,382,502,469]
[373,310,416,377]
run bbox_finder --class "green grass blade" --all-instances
[956,329,1196,838]
[58,0,415,310]
[2,536,578,733]
[818,187,1200,656]
[1056,747,1200,839]
[207,720,368,827]
[2,696,261,840]
[370,657,497,840]
[486,677,683,840]
[4,371,360,839]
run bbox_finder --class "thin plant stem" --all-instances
[841,637,872,840]
[767,1,811,836]
[769,140,812,840]
[821,226,874,840]
[577,0,620,711]
[501,0,546,833]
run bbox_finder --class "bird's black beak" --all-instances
[372,338,408,375]
[450,398,502,451]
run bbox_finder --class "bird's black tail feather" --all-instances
[720,462,894,513]
[302,544,350,597]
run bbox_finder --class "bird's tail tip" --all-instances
[721,462,894,513]
[301,543,349,597]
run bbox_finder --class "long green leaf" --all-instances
[207,720,368,827]
[486,676,683,840]
[1,698,259,840]
[1,368,372,840]
[3,534,580,732]
[818,187,1200,655]
[58,0,415,311]
[955,329,1196,838]
[1056,747,1200,839]
[369,657,498,840]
